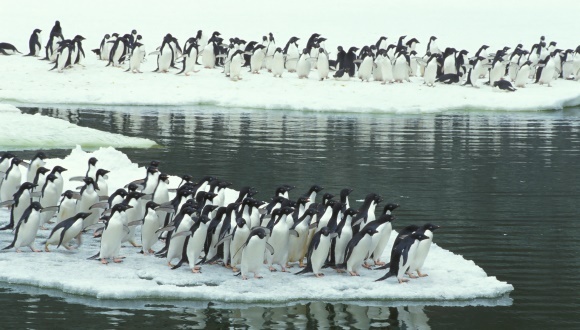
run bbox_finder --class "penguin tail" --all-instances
[375,271,394,282]
[373,262,390,270]
[295,265,313,275]
[203,254,221,264]
[171,258,186,270]
[0,224,14,231]
[334,262,347,269]
[2,242,15,250]
[234,271,242,276]
[87,251,100,260]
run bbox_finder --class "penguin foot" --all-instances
[336,269,346,273]
[44,246,51,252]
[254,274,263,279]
[417,271,428,277]
[373,260,386,266]
[113,258,123,263]
[30,247,42,252]
[398,278,409,284]
[148,249,155,254]
[348,271,359,276]
[315,273,325,278]
[191,267,201,274]
[406,272,419,279]
[64,245,74,251]
[362,263,372,269]
[101,259,109,264]
[269,266,277,272]
[168,262,174,267]
[281,267,288,272]
[299,261,305,268]
[232,267,239,273]
[224,263,232,269]
[130,242,142,248]
[16,249,22,253]
[242,276,248,280]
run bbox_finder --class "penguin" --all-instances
[95,169,110,199]
[92,204,133,264]
[3,202,56,252]
[150,34,175,73]
[96,34,111,61]
[264,32,276,72]
[463,56,485,88]
[295,226,337,277]
[357,49,374,82]
[202,32,220,69]
[407,223,440,277]
[332,207,358,268]
[44,212,92,252]
[166,206,196,267]
[296,48,312,79]
[71,35,86,65]
[474,44,490,78]
[422,53,440,87]
[536,52,556,86]
[266,206,295,272]
[50,40,72,73]
[317,48,330,81]
[75,177,101,228]
[488,51,507,85]
[31,166,50,200]
[39,173,61,228]
[171,214,211,273]
[288,208,317,267]
[107,34,129,67]
[375,232,430,283]
[283,37,300,72]
[56,190,79,223]
[435,73,462,84]
[1,157,24,204]
[393,50,411,83]
[507,47,524,81]
[340,226,379,276]
[493,79,516,92]
[121,191,148,247]
[69,157,98,182]
[514,60,532,88]
[177,39,199,76]
[344,47,359,77]
[24,29,42,57]
[271,47,285,78]
[333,68,349,80]
[0,182,36,231]
[139,201,174,255]
[250,44,266,74]
[242,41,258,67]
[229,49,244,81]
[332,46,346,70]
[127,42,146,73]
[442,48,457,75]
[561,49,575,79]
[26,151,47,184]
[352,193,381,234]
[368,213,397,266]
[426,36,441,55]
[49,165,67,200]
[239,227,274,280]
[228,217,251,272]
[0,152,15,182]
[375,50,394,84]
[376,36,388,50]
[0,43,22,55]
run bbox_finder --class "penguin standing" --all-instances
[150,34,175,73]
[536,52,556,86]
[140,201,173,255]
[296,48,312,79]
[369,208,398,265]
[341,226,379,276]
[375,232,430,283]
[393,50,411,82]
[39,174,60,229]
[96,34,111,61]
[228,217,251,272]
[250,45,266,74]
[173,214,211,273]
[271,47,285,78]
[344,47,359,77]
[166,206,196,266]
[295,226,337,277]
[26,151,47,184]
[93,204,133,264]
[44,212,92,252]
[51,40,72,73]
[128,42,146,73]
[283,37,300,72]
[515,60,533,88]
[202,32,220,69]
[72,35,86,65]
[442,48,458,75]
[357,48,374,82]
[177,39,199,76]
[423,53,440,87]
[107,34,129,67]
[0,182,36,231]
[56,190,79,223]
[229,49,244,81]
[264,32,276,72]
[3,202,56,252]
[288,208,317,266]
[266,206,295,272]
[239,227,274,280]
[1,158,24,203]
[332,207,357,268]
[407,223,440,277]
[24,29,42,57]
[75,177,101,228]
[95,169,110,199]
[317,48,330,81]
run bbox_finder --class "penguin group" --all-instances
[3,20,580,89]
[0,151,440,283]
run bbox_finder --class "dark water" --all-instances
[4,105,580,329]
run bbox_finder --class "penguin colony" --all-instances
[1,21,580,89]
[0,151,440,283]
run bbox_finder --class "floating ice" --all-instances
[0,104,157,150]
[0,148,514,303]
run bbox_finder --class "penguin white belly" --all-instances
[347,236,372,274]
[54,175,64,197]
[287,222,308,263]
[40,185,59,226]
[398,242,419,280]
[129,47,145,73]
[49,38,61,62]
[562,60,574,79]
[477,59,489,78]
[539,61,556,86]
[443,57,457,75]
[409,236,433,275]
[265,47,275,71]
[229,226,250,268]
[409,58,418,77]
[424,62,437,86]
[186,222,209,269]
[268,222,290,268]
[271,53,285,77]
[13,192,32,226]
[99,218,124,259]
[167,216,194,264]
[241,236,266,277]
[489,63,506,85]
[101,43,110,61]
[393,58,408,82]
[15,211,41,249]
[371,223,392,263]
[528,54,539,78]
[285,47,299,72]
[158,50,172,73]
[317,53,329,80]
[183,50,199,76]
[205,221,223,260]
[57,199,76,223]
[296,55,311,79]
[373,57,383,81]
[26,160,45,183]
[1,168,21,202]
[141,211,160,254]
[334,228,352,264]
[56,48,70,72]
[514,66,530,87]
[77,192,99,227]
[508,61,519,81]
[230,55,243,81]
[311,236,332,274]
[250,51,265,73]
[97,178,108,197]
[50,220,83,248]
[358,57,373,82]
[380,58,394,84]
[45,227,65,247]
[202,44,215,69]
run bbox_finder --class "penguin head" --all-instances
[180,174,193,183]
[301,208,317,218]
[62,190,75,199]
[430,36,437,41]
[147,166,158,175]
[30,202,43,211]
[145,201,160,210]
[322,193,334,202]
[96,169,110,179]
[159,173,169,183]
[319,226,331,236]
[337,46,343,52]
[12,157,22,165]
[84,177,99,190]
[344,208,358,217]
[347,46,359,53]
[280,206,294,215]
[319,47,325,54]
[45,173,57,183]
[111,203,133,215]
[34,29,42,34]
[274,47,282,53]
[205,192,218,200]
[37,167,50,175]
[88,157,98,166]
[112,33,119,38]
[412,232,430,241]
[310,185,325,193]
[55,21,60,27]
[20,182,37,190]
[1,152,15,161]
[365,227,379,236]
[103,34,110,39]
[132,29,137,35]
[423,223,440,231]
[195,30,202,39]
[255,228,268,240]
[236,217,246,228]
[383,203,400,212]
[32,151,47,161]
[74,35,86,41]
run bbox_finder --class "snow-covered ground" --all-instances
[0,0,579,113]
[0,147,514,303]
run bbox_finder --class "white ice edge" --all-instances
[0,104,157,150]
[0,147,514,304]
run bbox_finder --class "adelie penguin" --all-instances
[238,227,274,280]
[493,79,516,92]
[3,202,57,253]
[44,212,92,252]
[0,42,22,56]
[338,226,379,276]
[295,226,337,277]
[407,223,440,277]
[24,29,42,57]
[375,231,430,283]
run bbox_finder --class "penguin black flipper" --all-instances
[375,270,394,282]
[0,206,15,231]
[87,251,100,260]
[1,220,21,250]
